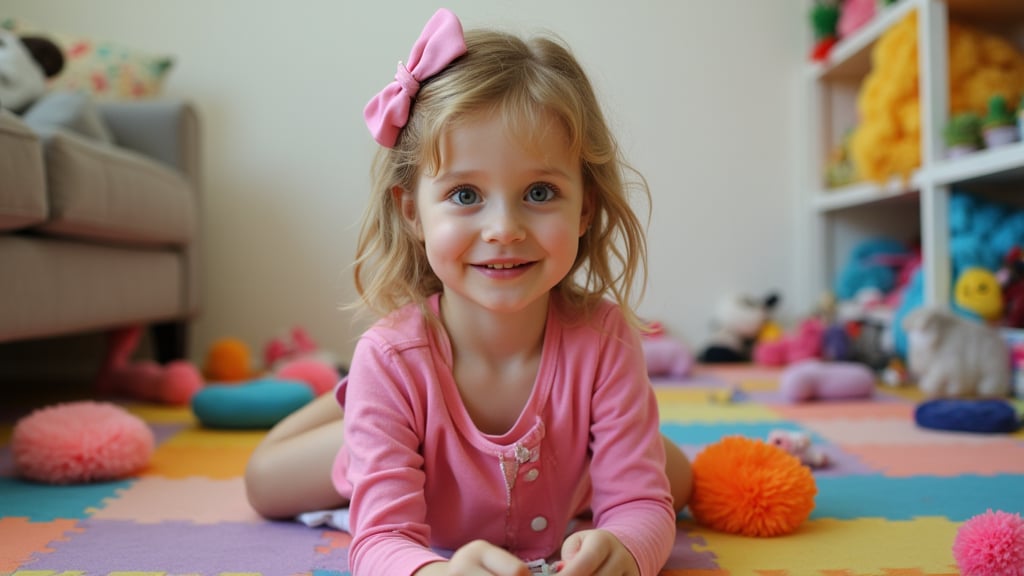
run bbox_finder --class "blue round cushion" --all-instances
[914,399,1020,434]
[192,378,315,429]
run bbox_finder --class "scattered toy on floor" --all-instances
[779,359,875,402]
[204,337,257,382]
[767,429,829,469]
[952,509,1024,576]
[95,325,204,405]
[904,307,1011,398]
[699,292,779,363]
[708,385,747,404]
[689,435,817,537]
[641,323,694,379]
[914,398,1021,434]
[12,401,154,484]
[191,378,316,429]
[263,326,341,373]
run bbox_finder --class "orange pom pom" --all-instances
[690,436,817,537]
[205,338,253,382]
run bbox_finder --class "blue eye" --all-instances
[450,187,480,206]
[526,183,556,203]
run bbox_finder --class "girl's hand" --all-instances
[557,529,639,576]
[415,540,531,576]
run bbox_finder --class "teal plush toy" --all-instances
[192,378,315,429]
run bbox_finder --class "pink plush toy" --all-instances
[779,359,876,402]
[754,317,825,366]
[641,334,694,379]
[276,357,341,396]
[96,326,203,405]
[767,429,829,468]
[838,0,876,39]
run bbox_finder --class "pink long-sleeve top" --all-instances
[333,293,675,575]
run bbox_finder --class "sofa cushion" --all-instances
[37,129,195,247]
[0,110,47,231]
[22,90,114,145]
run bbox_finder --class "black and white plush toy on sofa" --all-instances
[0,28,64,112]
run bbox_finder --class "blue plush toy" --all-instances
[835,238,912,300]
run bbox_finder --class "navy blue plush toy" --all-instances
[915,398,1021,434]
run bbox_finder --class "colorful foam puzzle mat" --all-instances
[2,364,1022,575]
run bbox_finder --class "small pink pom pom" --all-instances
[953,509,1024,576]
[12,401,154,484]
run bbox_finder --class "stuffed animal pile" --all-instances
[850,12,1024,183]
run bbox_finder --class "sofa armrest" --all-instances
[96,100,200,191]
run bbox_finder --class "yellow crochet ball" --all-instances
[690,436,817,537]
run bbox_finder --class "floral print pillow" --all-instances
[2,17,173,100]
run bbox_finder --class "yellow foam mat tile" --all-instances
[683,517,959,575]
[159,428,266,449]
[123,404,197,425]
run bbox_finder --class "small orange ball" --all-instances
[204,338,253,382]
[690,435,817,537]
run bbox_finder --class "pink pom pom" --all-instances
[276,358,341,396]
[12,401,154,484]
[160,360,204,405]
[953,510,1024,576]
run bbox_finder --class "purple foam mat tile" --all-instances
[150,422,189,446]
[664,527,718,569]
[20,518,349,574]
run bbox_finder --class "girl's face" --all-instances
[399,110,591,316]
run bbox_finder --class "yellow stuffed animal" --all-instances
[850,13,1024,183]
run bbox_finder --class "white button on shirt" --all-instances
[525,468,539,482]
[531,516,548,531]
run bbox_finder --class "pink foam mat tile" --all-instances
[843,442,1024,477]
[89,476,263,524]
[0,517,82,573]
[803,418,1016,446]
[770,399,916,421]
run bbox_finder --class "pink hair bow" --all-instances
[364,8,467,147]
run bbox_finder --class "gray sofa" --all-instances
[0,95,201,361]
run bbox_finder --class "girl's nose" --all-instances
[482,203,526,244]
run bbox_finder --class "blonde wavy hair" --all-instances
[351,27,650,328]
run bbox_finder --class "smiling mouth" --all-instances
[483,263,527,270]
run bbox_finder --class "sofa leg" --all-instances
[152,321,188,363]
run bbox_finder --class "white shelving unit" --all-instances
[804,0,1024,310]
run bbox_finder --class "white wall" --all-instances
[6,1,808,364]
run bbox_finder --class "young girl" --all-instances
[245,9,693,576]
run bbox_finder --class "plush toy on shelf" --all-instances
[808,1,841,62]
[954,267,1004,323]
[943,113,984,159]
[982,94,1021,149]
